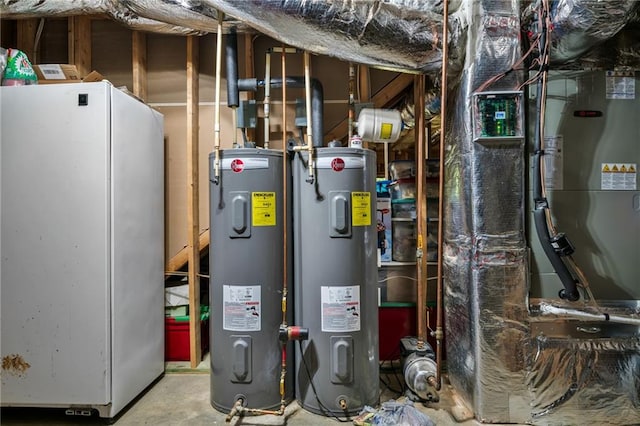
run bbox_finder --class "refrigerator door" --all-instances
[109,85,165,415]
[1,83,111,405]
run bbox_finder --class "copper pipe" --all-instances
[435,0,449,391]
[281,45,288,326]
[414,74,427,345]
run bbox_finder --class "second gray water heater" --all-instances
[293,147,379,416]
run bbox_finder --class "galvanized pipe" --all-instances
[264,51,272,149]
[348,63,356,142]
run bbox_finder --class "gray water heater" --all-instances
[209,148,293,412]
[293,147,379,416]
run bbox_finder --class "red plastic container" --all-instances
[378,305,416,360]
[164,317,210,361]
[378,304,444,361]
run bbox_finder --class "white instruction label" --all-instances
[543,135,564,190]
[601,163,637,190]
[321,286,361,332]
[223,285,261,331]
[606,70,636,100]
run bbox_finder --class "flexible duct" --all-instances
[3,1,640,71]
[0,0,203,35]
[202,0,467,74]
[522,0,640,65]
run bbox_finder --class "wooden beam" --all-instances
[68,16,92,77]
[186,35,201,368]
[132,31,148,101]
[17,19,38,64]
[358,65,371,103]
[325,72,414,142]
[244,33,255,142]
[166,230,210,273]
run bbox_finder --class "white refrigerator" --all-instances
[1,81,165,418]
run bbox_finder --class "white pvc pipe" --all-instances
[539,304,640,326]
[303,51,315,183]
[213,11,224,183]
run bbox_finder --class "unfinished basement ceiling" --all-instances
[2,0,639,72]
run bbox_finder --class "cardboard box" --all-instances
[33,64,104,84]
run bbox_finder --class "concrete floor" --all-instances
[1,357,496,426]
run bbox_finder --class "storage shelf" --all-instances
[380,261,438,267]
[380,261,415,266]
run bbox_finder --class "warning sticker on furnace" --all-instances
[601,163,637,190]
[223,285,261,331]
[321,286,361,332]
[351,192,371,226]
[252,192,276,226]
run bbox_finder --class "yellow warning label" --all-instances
[621,165,628,172]
[379,123,393,140]
[612,165,619,172]
[351,192,371,227]
[252,192,276,226]
[630,165,637,173]
[603,164,611,172]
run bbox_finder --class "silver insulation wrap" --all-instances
[443,0,530,423]
[527,336,640,424]
[523,0,640,65]
[528,301,640,424]
[0,0,204,35]
[204,0,467,73]
[0,0,108,18]
[2,1,639,70]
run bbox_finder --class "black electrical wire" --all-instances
[379,359,404,395]
[297,341,351,423]
[530,0,580,301]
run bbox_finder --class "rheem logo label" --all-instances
[230,159,244,173]
[331,158,345,172]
